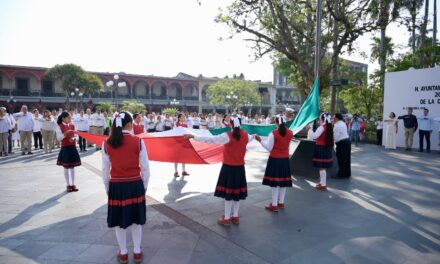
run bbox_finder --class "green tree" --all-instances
[207,79,260,113]
[78,73,104,97]
[45,64,86,98]
[162,108,178,115]
[120,100,146,114]
[96,101,115,113]
[45,64,104,99]
[338,85,382,119]
[401,0,424,54]
[216,0,378,109]
[370,36,395,62]
[370,0,403,88]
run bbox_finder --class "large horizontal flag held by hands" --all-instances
[75,129,224,164]
[289,79,320,134]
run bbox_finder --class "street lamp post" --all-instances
[70,88,84,111]
[106,74,126,111]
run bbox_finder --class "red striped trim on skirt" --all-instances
[110,176,142,183]
[216,186,247,194]
[312,158,333,162]
[263,176,292,182]
[57,161,82,166]
[108,195,145,206]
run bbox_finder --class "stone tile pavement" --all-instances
[0,141,439,263]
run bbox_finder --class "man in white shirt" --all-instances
[73,110,90,151]
[155,115,165,132]
[90,109,105,150]
[375,117,384,146]
[13,105,34,155]
[32,109,43,150]
[417,108,433,153]
[333,113,351,178]
[6,109,16,154]
[0,107,11,156]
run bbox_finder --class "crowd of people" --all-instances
[0,105,289,157]
[375,107,439,153]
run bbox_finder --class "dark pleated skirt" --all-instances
[214,164,247,201]
[193,125,200,129]
[164,126,172,131]
[262,157,293,187]
[107,180,146,228]
[147,129,156,133]
[57,145,81,168]
[312,145,333,168]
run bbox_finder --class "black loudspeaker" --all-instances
[290,140,339,178]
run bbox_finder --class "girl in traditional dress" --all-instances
[102,112,150,263]
[55,112,81,192]
[185,118,254,226]
[256,116,293,212]
[221,114,232,128]
[174,113,189,177]
[312,113,334,191]
[132,114,145,135]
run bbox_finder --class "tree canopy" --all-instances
[207,79,260,112]
[45,63,104,97]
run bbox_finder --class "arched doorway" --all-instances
[133,81,150,99]
[169,83,182,100]
[151,82,167,99]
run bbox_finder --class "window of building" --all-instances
[41,79,53,95]
[16,77,29,96]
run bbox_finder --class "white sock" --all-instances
[182,164,186,171]
[271,187,279,206]
[320,170,327,186]
[174,163,178,172]
[224,200,232,220]
[64,169,70,186]
[232,201,240,217]
[115,227,127,254]
[279,187,287,204]
[69,168,75,186]
[131,224,142,254]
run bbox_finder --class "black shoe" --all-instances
[22,152,26,155]
[27,152,33,155]
[4,153,7,156]
[0,153,2,157]
[418,150,423,153]
[427,150,430,153]
[8,151,13,154]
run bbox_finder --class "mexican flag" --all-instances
[289,79,320,134]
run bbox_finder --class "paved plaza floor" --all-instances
[0,141,439,264]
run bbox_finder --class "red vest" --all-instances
[133,123,144,135]
[105,133,141,182]
[270,129,293,158]
[223,130,248,166]
[59,123,76,146]
[176,122,188,128]
[316,125,328,146]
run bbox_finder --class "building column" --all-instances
[270,87,277,115]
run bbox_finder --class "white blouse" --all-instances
[194,132,255,145]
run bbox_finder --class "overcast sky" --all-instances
[0,0,436,83]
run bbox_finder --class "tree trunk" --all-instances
[379,0,388,90]
[330,13,339,114]
[432,0,437,66]
[420,0,429,65]
[411,1,416,55]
